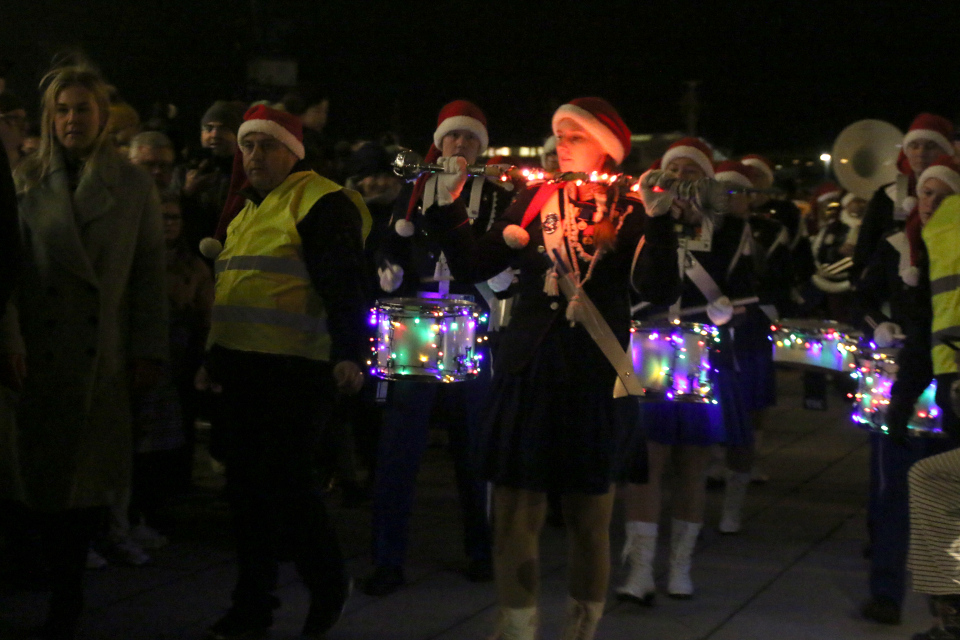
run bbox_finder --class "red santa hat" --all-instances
[813,182,843,204]
[661,137,715,178]
[236,104,305,160]
[552,97,631,165]
[714,160,754,189]
[902,113,955,158]
[740,153,775,183]
[433,100,489,152]
[917,154,960,195]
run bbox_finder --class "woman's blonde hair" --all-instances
[15,63,113,193]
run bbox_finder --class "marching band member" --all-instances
[741,155,792,483]
[856,154,960,626]
[365,100,510,595]
[424,97,678,640]
[618,150,756,606]
[853,114,955,280]
[808,182,855,322]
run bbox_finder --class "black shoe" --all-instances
[465,557,493,583]
[861,596,902,625]
[206,607,272,640]
[360,565,404,596]
[302,577,352,639]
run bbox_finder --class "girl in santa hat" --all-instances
[423,97,679,640]
[618,155,758,607]
[854,154,960,627]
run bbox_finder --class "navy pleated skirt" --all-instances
[475,323,647,494]
[639,367,754,448]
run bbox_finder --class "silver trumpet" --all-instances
[393,149,512,181]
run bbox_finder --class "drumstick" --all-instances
[646,296,760,320]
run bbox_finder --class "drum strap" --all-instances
[426,176,486,294]
[886,173,912,222]
[553,267,644,398]
[886,231,915,285]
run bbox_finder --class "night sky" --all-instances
[3,1,959,157]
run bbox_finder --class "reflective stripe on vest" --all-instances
[923,194,960,374]
[208,171,364,361]
[215,255,310,279]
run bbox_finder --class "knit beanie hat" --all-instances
[552,97,631,165]
[237,104,305,159]
[202,100,245,134]
[661,137,715,178]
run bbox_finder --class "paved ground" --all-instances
[0,369,941,639]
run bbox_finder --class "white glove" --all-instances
[873,321,903,348]
[486,268,518,293]
[811,273,853,293]
[378,263,404,292]
[436,156,468,206]
[706,295,734,326]
[639,170,674,217]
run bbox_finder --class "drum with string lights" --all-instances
[628,321,721,403]
[368,297,487,383]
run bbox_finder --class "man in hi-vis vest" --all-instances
[203,105,369,640]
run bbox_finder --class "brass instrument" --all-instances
[832,119,904,199]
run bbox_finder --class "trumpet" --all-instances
[393,149,645,190]
[391,151,774,216]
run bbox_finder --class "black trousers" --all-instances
[212,347,347,618]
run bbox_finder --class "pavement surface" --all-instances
[0,369,942,639]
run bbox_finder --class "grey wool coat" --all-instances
[0,148,168,511]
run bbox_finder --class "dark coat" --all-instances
[426,184,678,375]
[1,148,168,510]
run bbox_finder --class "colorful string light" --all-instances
[629,321,720,403]
[368,300,487,382]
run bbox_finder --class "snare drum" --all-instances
[369,297,484,382]
[772,319,861,372]
[628,321,720,403]
[850,349,945,437]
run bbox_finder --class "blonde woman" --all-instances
[2,63,167,639]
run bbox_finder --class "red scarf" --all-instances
[904,207,923,266]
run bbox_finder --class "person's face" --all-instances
[358,173,401,200]
[0,107,26,157]
[201,121,237,157]
[918,177,954,226]
[130,145,175,190]
[664,157,706,182]
[300,99,329,132]
[161,201,183,244]
[440,129,481,165]
[729,191,752,217]
[542,151,559,172]
[54,85,103,158]
[555,119,606,173]
[240,132,299,195]
[845,197,867,218]
[905,138,942,175]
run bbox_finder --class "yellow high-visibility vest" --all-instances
[923,194,960,375]
[208,171,370,361]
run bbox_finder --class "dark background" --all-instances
[3,1,959,157]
